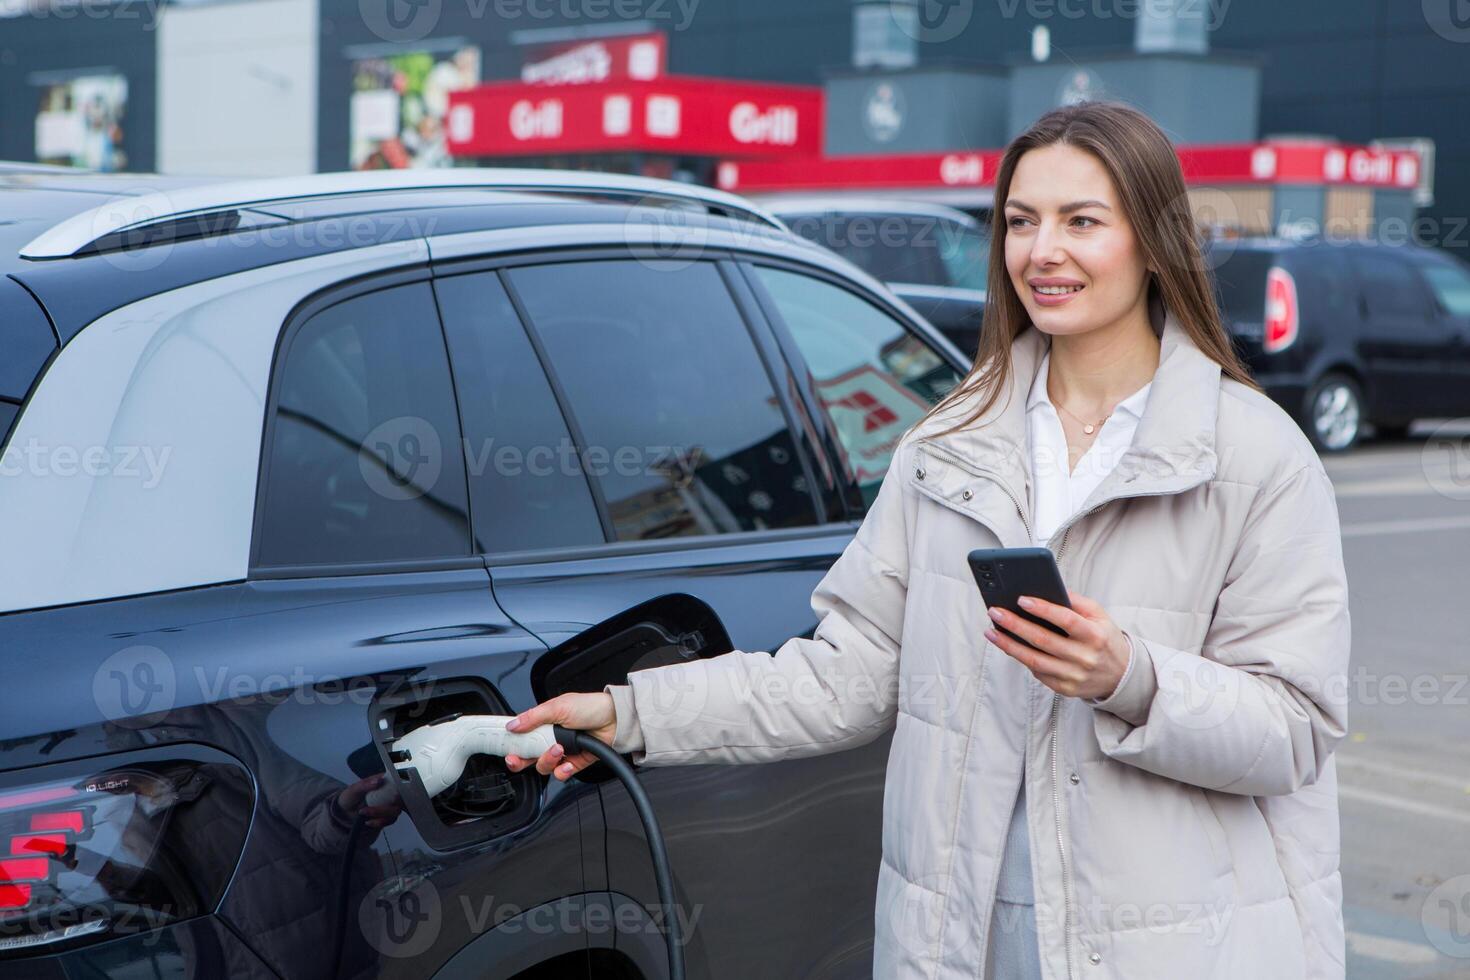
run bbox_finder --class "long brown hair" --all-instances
[917,101,1260,439]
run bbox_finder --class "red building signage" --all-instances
[446,76,822,159]
[1177,142,1421,189]
[717,142,1423,193]
[716,151,1000,194]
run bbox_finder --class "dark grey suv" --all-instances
[0,167,965,978]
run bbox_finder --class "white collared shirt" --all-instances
[1025,348,1152,549]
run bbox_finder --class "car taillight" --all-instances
[0,751,251,957]
[1264,266,1299,353]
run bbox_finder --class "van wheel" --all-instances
[1303,373,1363,453]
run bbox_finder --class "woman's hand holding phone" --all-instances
[985,590,1133,701]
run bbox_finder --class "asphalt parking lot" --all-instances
[1328,424,1470,978]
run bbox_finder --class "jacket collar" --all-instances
[912,296,1222,526]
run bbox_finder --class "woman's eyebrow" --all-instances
[1004,199,1112,214]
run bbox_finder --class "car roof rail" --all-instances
[19,167,789,259]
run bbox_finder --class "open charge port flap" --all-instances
[368,678,540,851]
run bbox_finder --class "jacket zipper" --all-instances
[1051,525,1079,980]
[1044,482,1205,978]
[920,438,1071,976]
[910,444,1039,980]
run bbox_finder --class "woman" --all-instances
[503,102,1352,979]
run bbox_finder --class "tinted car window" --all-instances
[751,265,962,509]
[257,282,470,566]
[1292,248,1359,323]
[1349,251,1435,318]
[435,271,605,553]
[1421,260,1470,317]
[1208,248,1274,322]
[506,260,817,542]
[937,220,990,292]
[788,213,949,287]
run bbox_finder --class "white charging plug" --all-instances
[387,714,558,799]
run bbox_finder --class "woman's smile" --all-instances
[1028,277,1087,307]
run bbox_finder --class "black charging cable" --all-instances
[553,726,685,980]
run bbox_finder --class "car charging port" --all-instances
[369,678,539,850]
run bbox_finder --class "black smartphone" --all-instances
[967,547,1074,644]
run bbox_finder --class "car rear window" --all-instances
[786,213,950,287]
[1208,248,1274,322]
[937,221,990,292]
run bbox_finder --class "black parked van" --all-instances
[1208,237,1470,452]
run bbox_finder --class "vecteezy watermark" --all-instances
[622,197,712,273]
[886,871,974,960]
[1260,208,1470,251]
[1423,875,1470,959]
[91,645,448,728]
[466,439,701,480]
[3,0,167,31]
[1152,654,1244,730]
[362,874,443,958]
[998,898,1236,952]
[1070,895,1236,946]
[359,0,702,44]
[1424,0,1470,43]
[457,893,703,940]
[353,422,718,501]
[0,439,171,489]
[1161,185,1246,272]
[360,874,701,958]
[92,645,177,730]
[993,0,1232,29]
[889,0,975,44]
[0,900,177,947]
[620,195,795,272]
[1421,420,1470,502]
[360,417,445,503]
[359,0,443,42]
[779,211,977,260]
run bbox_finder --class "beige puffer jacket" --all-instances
[605,308,1351,980]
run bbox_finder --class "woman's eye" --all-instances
[1071,216,1099,229]
[1007,216,1031,229]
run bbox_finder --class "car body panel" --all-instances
[0,240,428,614]
[487,531,886,979]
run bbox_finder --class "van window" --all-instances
[1349,252,1435,319]
[1422,261,1470,317]
[1209,249,1274,322]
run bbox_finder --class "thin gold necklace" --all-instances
[1052,398,1112,435]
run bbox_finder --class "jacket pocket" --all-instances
[1189,786,1234,880]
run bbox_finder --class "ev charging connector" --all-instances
[384,714,686,980]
